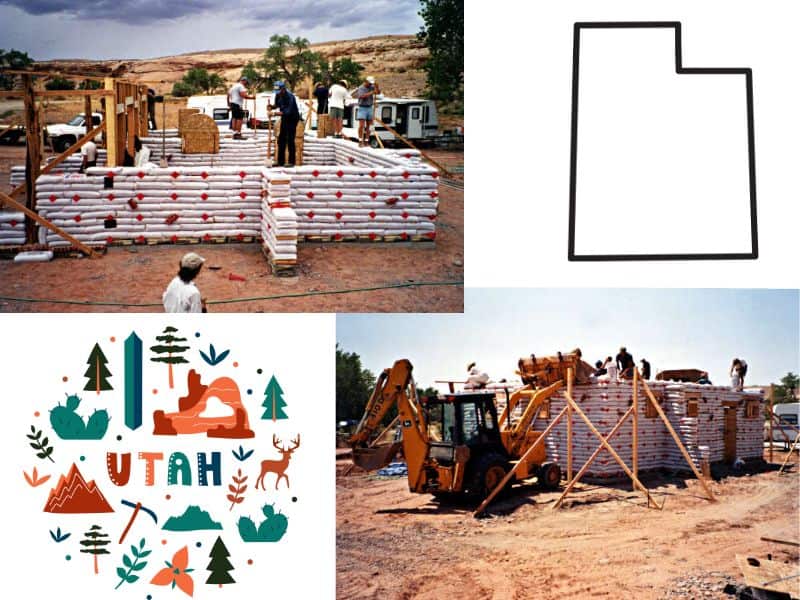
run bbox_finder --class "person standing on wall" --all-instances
[730,358,748,391]
[228,77,254,140]
[328,79,349,138]
[314,81,329,116]
[272,81,300,167]
[147,88,158,130]
[616,346,635,379]
[640,358,651,380]
[353,76,380,146]
[163,252,208,313]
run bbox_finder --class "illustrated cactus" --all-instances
[50,394,110,440]
[237,504,288,542]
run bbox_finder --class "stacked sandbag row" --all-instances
[34,166,262,246]
[142,136,269,168]
[0,211,26,245]
[260,170,297,268]
[9,152,109,188]
[287,163,439,241]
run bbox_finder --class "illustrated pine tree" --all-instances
[80,524,110,574]
[262,375,288,421]
[83,343,113,394]
[150,326,190,389]
[205,536,235,585]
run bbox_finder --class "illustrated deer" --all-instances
[256,434,300,490]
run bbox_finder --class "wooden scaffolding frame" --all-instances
[0,69,150,253]
[474,366,717,517]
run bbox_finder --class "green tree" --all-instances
[0,49,33,90]
[171,81,196,97]
[262,375,288,421]
[78,79,102,90]
[329,57,364,87]
[256,34,327,90]
[771,372,799,405]
[80,524,110,575]
[335,345,376,423]
[184,68,225,94]
[417,386,439,400]
[241,61,268,92]
[205,536,235,585]
[150,326,190,389]
[44,76,76,91]
[84,342,113,394]
[418,0,464,104]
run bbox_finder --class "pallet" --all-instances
[260,244,297,277]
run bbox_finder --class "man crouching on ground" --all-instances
[163,252,208,313]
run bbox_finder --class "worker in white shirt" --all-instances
[328,79,350,138]
[80,139,98,172]
[163,252,207,313]
[228,76,254,140]
[466,362,490,388]
[133,136,155,168]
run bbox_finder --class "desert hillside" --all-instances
[33,34,429,98]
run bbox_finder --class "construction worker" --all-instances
[605,357,619,380]
[594,359,608,376]
[313,81,329,115]
[466,362,489,388]
[163,252,207,313]
[79,138,98,172]
[353,76,380,146]
[640,358,651,379]
[616,347,635,379]
[228,76,254,140]
[730,358,748,391]
[328,79,349,138]
[147,88,157,130]
[272,81,300,167]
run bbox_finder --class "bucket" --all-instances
[352,441,403,472]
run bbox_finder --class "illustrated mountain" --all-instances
[43,463,114,513]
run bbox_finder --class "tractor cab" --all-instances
[423,392,507,466]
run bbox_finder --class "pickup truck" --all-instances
[44,112,103,152]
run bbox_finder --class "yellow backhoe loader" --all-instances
[348,353,586,499]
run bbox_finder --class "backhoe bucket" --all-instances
[352,442,403,472]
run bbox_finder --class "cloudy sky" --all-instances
[0,0,422,60]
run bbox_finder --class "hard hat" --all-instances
[366,76,375,84]
[180,252,205,269]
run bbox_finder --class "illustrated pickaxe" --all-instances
[118,500,158,544]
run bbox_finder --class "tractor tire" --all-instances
[538,462,561,490]
[54,136,76,153]
[468,453,509,498]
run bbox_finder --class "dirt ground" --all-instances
[0,145,463,313]
[336,449,800,599]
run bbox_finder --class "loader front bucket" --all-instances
[351,442,403,472]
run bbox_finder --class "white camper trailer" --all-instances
[339,96,439,147]
[768,402,799,449]
[187,93,308,130]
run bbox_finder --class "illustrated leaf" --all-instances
[240,474,248,483]
[117,567,127,579]
[26,434,37,440]
[216,349,230,363]
[126,574,140,583]
[123,554,132,568]
[132,561,147,571]
[239,484,248,494]
[29,443,40,450]
[209,344,216,360]
[226,494,236,503]
[139,538,145,549]
[30,425,35,433]
[228,484,238,494]
[243,448,254,460]
[24,471,34,486]
[36,452,46,459]
[41,436,48,447]
[139,550,151,558]
[50,530,58,542]
[59,532,71,542]
[234,496,244,504]
[199,350,212,364]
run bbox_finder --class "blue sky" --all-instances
[0,0,422,60]
[337,289,800,392]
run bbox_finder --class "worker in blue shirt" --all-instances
[272,81,301,167]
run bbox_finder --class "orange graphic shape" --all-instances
[152,369,254,438]
[43,463,114,513]
[24,466,51,487]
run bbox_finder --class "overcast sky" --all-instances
[338,289,800,393]
[0,0,422,60]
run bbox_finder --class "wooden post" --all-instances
[84,82,92,137]
[768,384,774,463]
[566,368,573,483]
[22,74,41,243]
[553,406,634,509]
[778,433,800,474]
[104,78,118,166]
[473,405,569,517]
[139,86,148,135]
[562,391,661,509]
[633,368,639,482]
[640,379,715,501]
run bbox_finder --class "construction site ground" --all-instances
[0,144,463,312]
[336,449,800,599]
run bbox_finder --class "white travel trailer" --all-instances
[768,402,799,449]
[186,93,308,130]
[339,96,439,147]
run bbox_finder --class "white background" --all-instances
[466,0,800,285]
[0,314,334,599]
